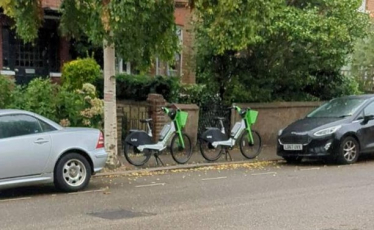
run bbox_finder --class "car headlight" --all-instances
[314,125,341,137]
[278,129,283,136]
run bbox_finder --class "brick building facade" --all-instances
[0,0,195,84]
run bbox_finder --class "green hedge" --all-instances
[93,74,215,105]
[115,74,180,102]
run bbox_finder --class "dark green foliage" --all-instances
[116,74,180,102]
[177,84,215,106]
[195,0,368,102]
[0,75,15,109]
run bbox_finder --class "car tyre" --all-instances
[54,153,92,192]
[336,136,359,165]
[283,156,303,164]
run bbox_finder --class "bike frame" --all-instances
[211,106,254,148]
[137,108,185,152]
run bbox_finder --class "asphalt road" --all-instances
[2,159,374,230]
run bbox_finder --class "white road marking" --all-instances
[251,172,277,176]
[135,183,165,188]
[300,167,320,171]
[201,177,227,181]
[67,189,106,195]
[0,197,32,203]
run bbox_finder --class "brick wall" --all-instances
[367,0,372,12]
[42,0,62,8]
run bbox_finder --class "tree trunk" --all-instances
[103,41,120,168]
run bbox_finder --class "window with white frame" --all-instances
[167,26,183,77]
[358,0,366,12]
[117,59,140,75]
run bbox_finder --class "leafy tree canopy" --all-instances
[351,19,374,92]
[193,0,369,102]
[0,0,179,70]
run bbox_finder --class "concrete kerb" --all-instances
[95,158,282,178]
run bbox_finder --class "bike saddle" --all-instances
[140,118,152,123]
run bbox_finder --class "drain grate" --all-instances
[89,209,155,220]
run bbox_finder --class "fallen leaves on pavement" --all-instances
[101,161,275,179]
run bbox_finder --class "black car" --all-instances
[277,95,374,164]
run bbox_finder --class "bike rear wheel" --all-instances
[124,142,151,166]
[170,133,193,164]
[199,139,223,162]
[239,130,262,159]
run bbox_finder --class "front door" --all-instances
[0,114,51,179]
[2,27,60,84]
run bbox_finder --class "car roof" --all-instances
[0,109,32,115]
[0,109,63,129]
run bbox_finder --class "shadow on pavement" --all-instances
[0,182,105,200]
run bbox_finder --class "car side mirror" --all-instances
[363,115,374,122]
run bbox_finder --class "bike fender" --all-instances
[201,128,227,144]
[125,131,152,147]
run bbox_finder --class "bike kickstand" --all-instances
[154,153,165,166]
[225,148,233,161]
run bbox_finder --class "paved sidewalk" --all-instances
[97,145,282,176]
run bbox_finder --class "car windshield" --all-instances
[307,97,367,118]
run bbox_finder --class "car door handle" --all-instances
[34,139,49,144]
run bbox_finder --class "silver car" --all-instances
[0,109,108,192]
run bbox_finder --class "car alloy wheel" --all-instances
[63,159,87,187]
[343,140,357,162]
[337,136,359,165]
[54,153,92,192]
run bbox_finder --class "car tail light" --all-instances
[96,132,105,149]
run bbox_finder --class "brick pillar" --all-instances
[59,36,70,71]
[116,103,125,155]
[147,94,167,141]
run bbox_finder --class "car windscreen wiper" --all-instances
[337,115,351,118]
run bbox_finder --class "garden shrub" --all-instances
[61,57,101,90]
[116,74,180,102]
[57,83,104,129]
[1,77,103,129]
[177,84,213,106]
[0,75,15,109]
[12,78,59,121]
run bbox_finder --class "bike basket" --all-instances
[246,110,258,124]
[176,111,188,128]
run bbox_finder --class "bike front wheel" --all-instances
[124,142,151,166]
[199,139,223,162]
[239,130,262,159]
[170,133,193,164]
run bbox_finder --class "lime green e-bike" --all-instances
[124,106,192,166]
[199,105,262,161]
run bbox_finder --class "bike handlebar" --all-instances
[161,107,180,114]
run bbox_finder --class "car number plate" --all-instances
[284,144,303,151]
